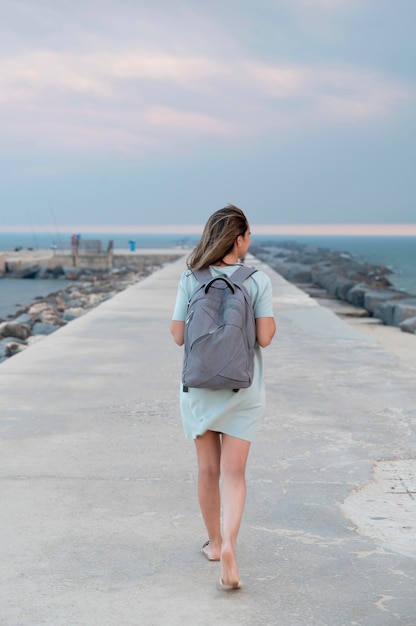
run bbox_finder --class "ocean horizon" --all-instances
[1,232,416,318]
[1,223,416,236]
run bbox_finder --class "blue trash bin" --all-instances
[129,240,136,251]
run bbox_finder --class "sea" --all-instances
[1,232,415,320]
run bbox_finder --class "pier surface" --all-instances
[1,254,415,626]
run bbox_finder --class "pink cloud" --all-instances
[145,106,232,133]
[2,224,415,236]
[0,47,413,156]
[252,224,416,236]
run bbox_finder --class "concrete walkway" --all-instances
[0,254,415,626]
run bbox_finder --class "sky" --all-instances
[1,0,415,232]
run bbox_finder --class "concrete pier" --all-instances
[2,248,184,276]
[1,254,415,625]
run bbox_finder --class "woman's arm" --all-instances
[170,320,185,346]
[255,317,276,348]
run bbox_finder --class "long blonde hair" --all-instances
[187,205,249,270]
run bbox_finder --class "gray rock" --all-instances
[5,341,27,357]
[32,322,60,335]
[372,298,416,327]
[11,313,34,327]
[43,266,65,279]
[113,281,130,290]
[64,307,85,318]
[331,277,357,300]
[281,263,312,283]
[87,294,103,307]
[311,269,360,299]
[90,284,114,294]
[66,298,84,308]
[62,311,81,322]
[0,337,26,358]
[40,309,63,325]
[11,263,40,278]
[363,290,406,314]
[346,283,368,307]
[372,301,396,326]
[393,300,416,326]
[0,321,32,340]
[310,269,331,289]
[0,338,11,359]
[400,316,416,334]
[28,302,51,316]
[55,291,71,303]
[66,286,83,296]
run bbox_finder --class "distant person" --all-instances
[170,205,276,590]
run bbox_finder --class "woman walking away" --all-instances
[170,205,276,590]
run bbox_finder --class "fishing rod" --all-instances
[25,212,39,250]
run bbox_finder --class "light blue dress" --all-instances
[172,264,274,442]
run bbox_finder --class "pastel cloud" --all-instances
[0,47,413,156]
[289,0,350,7]
[145,106,232,134]
[244,61,410,121]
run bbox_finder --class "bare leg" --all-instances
[220,434,251,586]
[194,431,222,560]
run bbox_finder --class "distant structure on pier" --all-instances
[71,235,108,254]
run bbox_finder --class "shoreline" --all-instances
[252,241,416,335]
[0,251,183,364]
[251,242,416,369]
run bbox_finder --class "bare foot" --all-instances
[220,540,240,586]
[201,540,221,561]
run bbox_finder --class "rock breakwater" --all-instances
[252,242,416,335]
[0,254,180,363]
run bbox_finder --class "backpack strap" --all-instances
[192,265,257,286]
[191,268,212,285]
[229,265,257,286]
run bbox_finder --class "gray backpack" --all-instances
[182,265,257,391]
